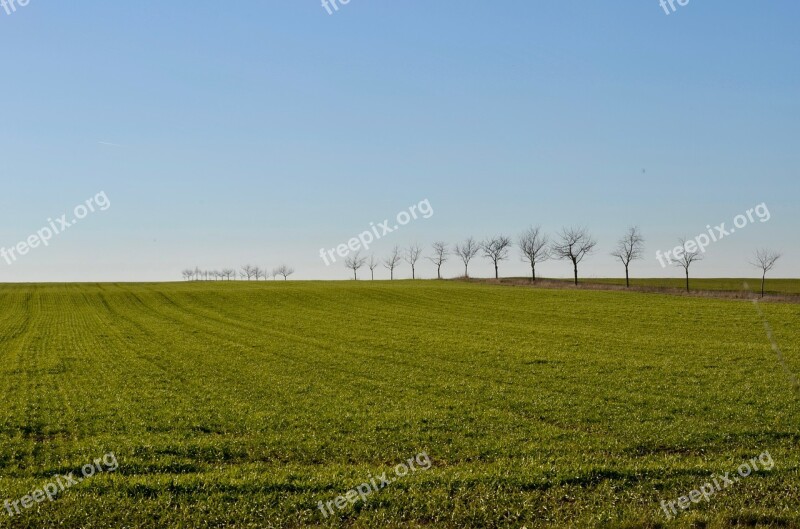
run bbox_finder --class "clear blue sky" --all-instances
[1,1,797,281]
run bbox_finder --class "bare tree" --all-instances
[518,226,549,282]
[751,249,781,298]
[674,237,702,292]
[383,246,402,280]
[405,244,423,279]
[454,237,480,278]
[252,266,264,281]
[222,268,235,281]
[182,269,194,281]
[273,264,294,280]
[551,227,597,286]
[367,255,379,280]
[426,241,449,279]
[482,235,512,280]
[345,252,367,280]
[610,226,645,288]
[240,264,256,281]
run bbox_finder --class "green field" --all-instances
[1,281,798,528]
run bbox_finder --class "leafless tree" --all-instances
[274,264,295,280]
[426,241,449,279]
[367,255,379,280]
[345,252,367,280]
[383,246,402,280]
[405,244,423,279]
[518,226,549,282]
[240,264,257,281]
[674,237,702,292]
[194,267,202,281]
[454,237,480,278]
[252,266,264,281]
[182,269,194,281]
[551,227,597,286]
[610,226,645,288]
[482,235,512,279]
[222,268,235,281]
[751,248,781,298]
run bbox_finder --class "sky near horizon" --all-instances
[0,1,797,281]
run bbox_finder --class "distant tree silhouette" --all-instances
[610,226,645,288]
[345,252,367,280]
[426,241,449,279]
[518,226,549,282]
[454,237,480,278]
[384,246,402,280]
[751,248,781,298]
[482,235,512,279]
[552,227,597,286]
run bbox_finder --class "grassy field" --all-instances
[0,281,798,528]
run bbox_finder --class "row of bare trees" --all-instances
[343,227,598,284]
[342,226,782,297]
[179,229,781,297]
[182,265,294,281]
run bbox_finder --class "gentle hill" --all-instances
[0,281,797,527]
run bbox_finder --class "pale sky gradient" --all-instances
[0,1,797,281]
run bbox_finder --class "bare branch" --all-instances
[610,226,645,287]
[551,227,597,285]
[518,226,549,282]
[405,244,423,279]
[367,255,379,280]
[383,246,402,280]
[481,235,512,279]
[344,251,367,280]
[673,237,703,292]
[454,237,480,278]
[751,248,781,298]
[426,241,449,279]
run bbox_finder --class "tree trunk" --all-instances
[494,263,499,279]
[685,269,690,292]
[437,265,441,279]
[465,264,468,278]
[573,261,578,286]
[531,263,535,283]
[625,266,630,288]
[412,266,415,280]
[761,272,766,298]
